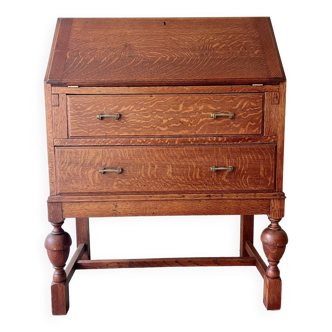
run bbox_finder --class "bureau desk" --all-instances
[44,17,288,315]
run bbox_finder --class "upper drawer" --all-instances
[67,94,264,137]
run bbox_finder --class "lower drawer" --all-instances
[55,145,276,194]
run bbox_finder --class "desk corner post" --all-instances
[261,199,288,310]
[45,202,72,315]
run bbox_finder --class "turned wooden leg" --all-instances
[45,203,72,315]
[261,217,288,310]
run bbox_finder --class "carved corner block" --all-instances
[47,202,63,224]
[269,199,285,220]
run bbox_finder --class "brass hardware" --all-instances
[99,168,123,174]
[211,112,234,119]
[210,166,234,173]
[252,84,263,86]
[67,85,79,88]
[97,114,121,120]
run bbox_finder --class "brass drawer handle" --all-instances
[97,114,121,120]
[211,112,234,119]
[99,167,123,174]
[210,166,234,173]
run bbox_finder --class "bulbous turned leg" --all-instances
[45,221,72,315]
[261,217,288,310]
[45,222,72,282]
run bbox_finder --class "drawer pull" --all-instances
[211,112,234,119]
[99,167,123,174]
[97,114,121,120]
[210,166,234,173]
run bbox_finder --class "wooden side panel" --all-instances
[264,84,286,192]
[276,81,286,191]
[55,145,276,194]
[44,83,56,195]
[67,94,264,137]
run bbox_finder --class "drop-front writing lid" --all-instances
[45,17,285,87]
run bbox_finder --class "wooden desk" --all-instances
[44,17,288,315]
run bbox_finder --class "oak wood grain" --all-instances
[276,81,286,191]
[62,199,271,218]
[264,92,279,136]
[45,18,62,82]
[55,145,276,194]
[52,94,67,138]
[46,18,285,86]
[44,83,56,195]
[46,18,73,84]
[51,94,59,107]
[269,199,285,219]
[44,17,287,314]
[67,94,264,137]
